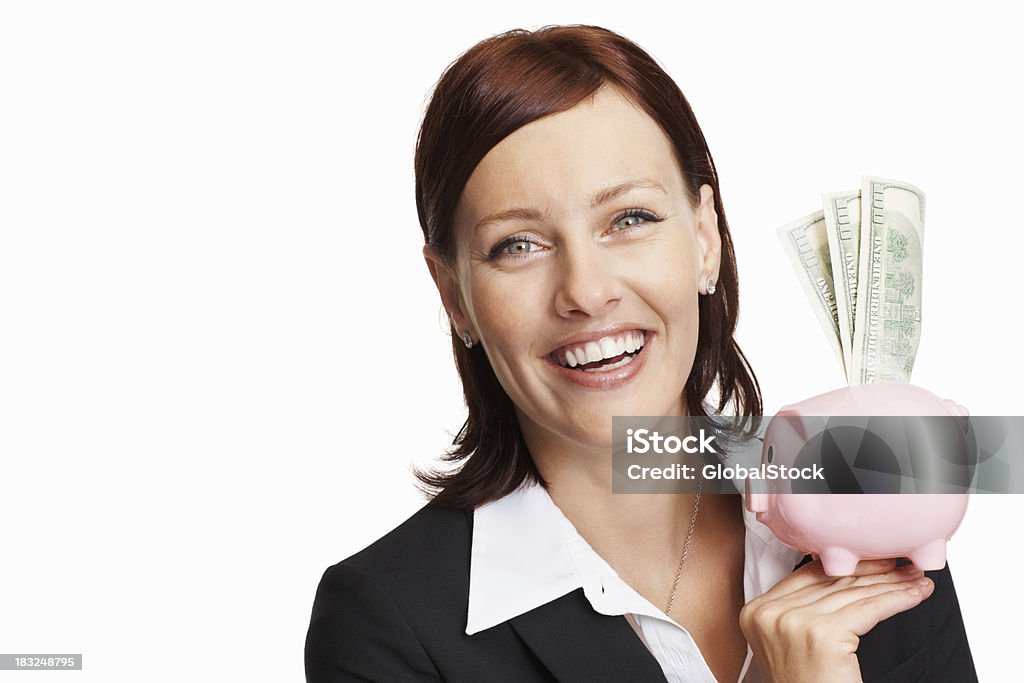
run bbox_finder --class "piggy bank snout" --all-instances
[761,411,811,467]
[745,490,771,513]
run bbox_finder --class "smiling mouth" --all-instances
[550,330,647,373]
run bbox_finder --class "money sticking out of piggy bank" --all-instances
[745,384,972,576]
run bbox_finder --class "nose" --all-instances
[553,242,623,318]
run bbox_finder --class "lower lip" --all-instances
[545,335,653,390]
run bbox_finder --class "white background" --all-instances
[1,1,1020,681]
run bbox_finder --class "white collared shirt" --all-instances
[465,481,804,683]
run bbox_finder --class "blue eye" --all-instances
[488,235,543,260]
[502,240,536,255]
[612,209,661,232]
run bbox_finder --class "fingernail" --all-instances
[917,577,932,588]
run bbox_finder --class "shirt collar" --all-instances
[465,481,803,636]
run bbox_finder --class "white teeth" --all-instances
[554,330,648,368]
[583,353,635,372]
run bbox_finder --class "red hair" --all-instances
[414,25,761,509]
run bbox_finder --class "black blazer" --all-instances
[305,503,977,682]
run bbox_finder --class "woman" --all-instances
[305,25,976,682]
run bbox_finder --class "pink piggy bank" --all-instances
[745,384,971,576]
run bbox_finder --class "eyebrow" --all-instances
[472,179,668,233]
[590,179,667,209]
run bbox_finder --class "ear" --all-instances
[423,244,474,340]
[694,184,722,292]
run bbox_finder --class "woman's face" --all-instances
[426,85,721,451]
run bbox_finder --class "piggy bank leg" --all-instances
[908,539,948,571]
[820,547,860,576]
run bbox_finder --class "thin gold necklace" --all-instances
[665,473,702,616]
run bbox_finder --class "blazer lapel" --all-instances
[508,588,668,682]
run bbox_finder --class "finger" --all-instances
[846,558,903,576]
[754,557,900,603]
[830,578,935,636]
[770,563,924,612]
[805,575,934,616]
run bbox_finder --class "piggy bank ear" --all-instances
[943,399,969,418]
[943,399,970,437]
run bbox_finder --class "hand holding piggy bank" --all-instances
[745,384,971,576]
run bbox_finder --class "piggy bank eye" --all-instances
[766,444,775,463]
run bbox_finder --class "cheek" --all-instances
[466,271,544,370]
[638,238,698,305]
[634,240,701,352]
[665,287,700,355]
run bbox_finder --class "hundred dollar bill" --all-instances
[851,176,925,384]
[823,190,862,382]
[777,209,845,376]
